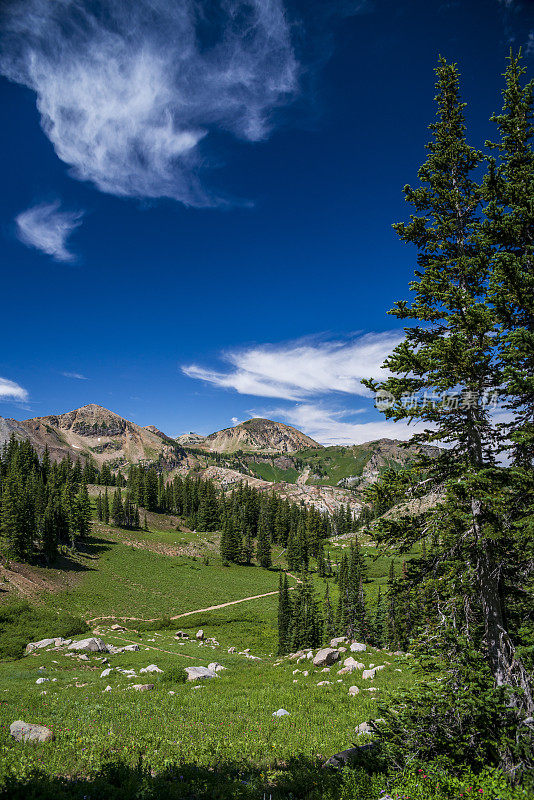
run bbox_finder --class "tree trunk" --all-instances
[472,497,534,717]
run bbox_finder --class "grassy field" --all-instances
[3,503,496,800]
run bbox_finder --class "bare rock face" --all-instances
[10,721,54,743]
[312,648,340,667]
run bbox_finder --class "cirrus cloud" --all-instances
[15,201,84,262]
[0,0,298,206]
[0,377,29,402]
[182,332,404,401]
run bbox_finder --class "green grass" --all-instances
[247,461,300,484]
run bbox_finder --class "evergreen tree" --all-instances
[363,57,534,769]
[277,573,292,654]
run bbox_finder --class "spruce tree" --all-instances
[277,573,291,654]
[364,57,533,768]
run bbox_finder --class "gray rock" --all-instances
[362,669,377,680]
[196,629,204,640]
[10,720,54,743]
[356,722,372,735]
[207,662,225,672]
[100,668,112,677]
[25,638,71,654]
[109,644,140,654]
[348,685,359,696]
[184,666,217,681]
[272,708,289,717]
[35,677,49,685]
[68,638,110,653]
[349,642,366,652]
[342,657,365,672]
[140,664,162,674]
[323,744,374,769]
[330,637,348,647]
[312,648,340,667]
[131,684,155,691]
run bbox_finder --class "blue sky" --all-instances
[0,0,532,443]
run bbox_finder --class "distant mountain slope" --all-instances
[198,418,322,454]
[1,405,185,469]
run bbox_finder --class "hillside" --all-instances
[0,405,185,471]
[179,417,322,454]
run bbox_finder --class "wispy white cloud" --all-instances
[182,332,403,401]
[0,377,29,402]
[0,0,298,206]
[263,402,423,446]
[15,201,84,262]
[62,371,88,380]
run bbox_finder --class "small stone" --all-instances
[317,680,331,686]
[184,666,217,681]
[103,685,112,692]
[36,678,49,685]
[348,685,359,696]
[196,629,204,640]
[100,668,112,678]
[140,664,163,674]
[131,684,155,692]
[350,642,366,653]
[272,708,289,717]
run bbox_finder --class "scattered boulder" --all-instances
[25,638,72,654]
[10,721,54,743]
[227,647,236,653]
[36,678,49,685]
[110,624,125,631]
[108,644,140,654]
[343,657,365,672]
[348,686,359,696]
[317,680,331,686]
[100,668,112,678]
[272,708,289,717]
[78,654,90,661]
[323,744,374,769]
[362,669,374,680]
[320,667,331,673]
[356,722,372,735]
[207,662,225,672]
[313,648,340,667]
[68,638,110,653]
[349,642,366,653]
[104,685,112,692]
[131,684,155,692]
[184,666,217,681]
[196,630,204,640]
[140,664,163,674]
[330,637,348,647]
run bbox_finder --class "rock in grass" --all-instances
[25,638,72,654]
[330,637,348,647]
[196,629,204,640]
[36,678,49,685]
[207,662,225,672]
[131,684,155,692]
[184,666,217,681]
[343,657,365,671]
[10,721,54,743]
[323,744,374,769]
[356,722,372,734]
[350,642,366,652]
[317,680,331,686]
[109,644,140,654]
[362,669,378,680]
[272,709,289,717]
[104,685,112,692]
[312,648,340,667]
[348,686,359,696]
[100,668,112,678]
[140,664,162,674]
[68,638,110,653]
